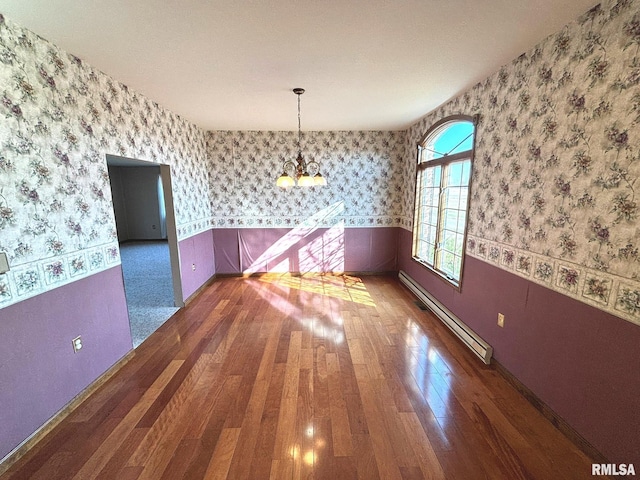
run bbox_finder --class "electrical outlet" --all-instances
[192,263,196,271]
[497,313,505,328]
[152,224,157,230]
[72,336,83,353]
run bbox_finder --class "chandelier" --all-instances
[276,88,326,187]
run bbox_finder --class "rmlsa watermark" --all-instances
[592,464,636,476]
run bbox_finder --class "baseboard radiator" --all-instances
[398,270,493,364]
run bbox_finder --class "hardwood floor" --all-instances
[1,274,597,479]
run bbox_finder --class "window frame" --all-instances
[411,114,477,291]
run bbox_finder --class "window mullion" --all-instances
[434,165,448,271]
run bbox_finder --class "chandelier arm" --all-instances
[306,160,320,177]
[282,159,297,178]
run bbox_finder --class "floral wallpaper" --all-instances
[3,0,638,327]
[207,130,406,228]
[404,0,640,325]
[0,14,211,309]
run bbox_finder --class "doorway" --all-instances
[106,155,183,348]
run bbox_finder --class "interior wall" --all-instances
[0,13,211,311]
[213,227,398,275]
[206,130,407,274]
[403,0,640,326]
[0,267,131,461]
[108,165,164,241]
[206,130,408,229]
[2,0,636,468]
[178,229,215,300]
[0,13,212,461]
[398,232,640,465]
[399,0,640,465]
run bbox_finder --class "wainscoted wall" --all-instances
[206,130,406,275]
[0,267,131,460]
[403,0,640,326]
[0,14,214,461]
[1,0,637,468]
[0,14,212,310]
[399,230,640,465]
[178,229,215,300]
[213,227,398,275]
[399,0,640,465]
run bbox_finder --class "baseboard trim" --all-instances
[0,350,135,475]
[493,360,609,465]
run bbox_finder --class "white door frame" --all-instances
[106,154,184,308]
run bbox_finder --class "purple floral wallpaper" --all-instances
[0,14,211,309]
[207,130,407,228]
[404,0,640,325]
[2,0,638,326]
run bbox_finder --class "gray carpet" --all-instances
[120,241,179,348]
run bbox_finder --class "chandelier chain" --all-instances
[297,93,302,151]
[276,87,326,187]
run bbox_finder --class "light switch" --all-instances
[0,252,9,274]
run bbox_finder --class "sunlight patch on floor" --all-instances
[258,273,376,307]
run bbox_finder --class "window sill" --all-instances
[411,256,461,291]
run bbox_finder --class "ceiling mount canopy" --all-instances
[276,88,326,188]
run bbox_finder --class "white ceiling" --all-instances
[0,0,597,131]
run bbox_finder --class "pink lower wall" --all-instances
[0,267,132,461]
[212,227,399,275]
[178,229,215,300]
[398,228,640,465]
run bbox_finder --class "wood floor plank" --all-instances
[68,360,184,480]
[1,274,601,480]
[113,466,144,480]
[352,363,404,480]
[311,416,337,478]
[272,330,302,460]
[226,317,283,480]
[313,341,330,419]
[295,367,315,480]
[352,433,381,480]
[346,337,366,365]
[94,428,150,480]
[157,438,200,480]
[326,352,354,456]
[133,355,226,480]
[399,412,445,480]
[127,349,214,470]
[249,362,286,476]
[203,428,241,480]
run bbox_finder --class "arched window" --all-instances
[412,115,476,289]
